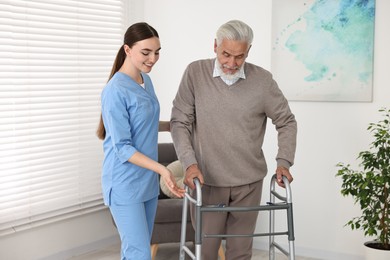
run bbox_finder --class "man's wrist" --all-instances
[186,163,198,171]
[276,159,291,169]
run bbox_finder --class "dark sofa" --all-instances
[150,143,195,260]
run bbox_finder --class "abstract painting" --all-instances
[271,0,375,102]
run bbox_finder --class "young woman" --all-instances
[96,22,184,260]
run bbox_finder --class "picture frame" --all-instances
[271,0,375,102]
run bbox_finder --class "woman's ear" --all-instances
[123,44,131,56]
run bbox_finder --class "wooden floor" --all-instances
[68,242,320,260]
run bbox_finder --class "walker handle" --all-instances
[270,174,293,204]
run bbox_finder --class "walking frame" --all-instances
[179,174,295,260]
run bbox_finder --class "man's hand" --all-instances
[184,164,204,190]
[275,166,293,188]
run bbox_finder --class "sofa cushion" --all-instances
[160,160,185,199]
[158,143,179,199]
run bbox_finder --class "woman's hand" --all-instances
[127,152,185,197]
[161,168,186,198]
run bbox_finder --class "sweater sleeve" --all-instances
[264,79,297,169]
[170,64,198,170]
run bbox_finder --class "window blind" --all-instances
[0,0,128,236]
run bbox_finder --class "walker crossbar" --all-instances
[179,174,295,260]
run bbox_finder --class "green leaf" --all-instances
[335,107,390,246]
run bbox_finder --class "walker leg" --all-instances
[287,202,295,260]
[289,241,295,260]
[194,203,202,260]
[180,191,189,260]
[269,208,276,260]
[269,177,276,260]
[195,244,202,260]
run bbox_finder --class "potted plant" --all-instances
[336,107,390,259]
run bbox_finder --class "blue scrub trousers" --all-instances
[110,197,158,260]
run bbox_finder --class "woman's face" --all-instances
[125,36,161,73]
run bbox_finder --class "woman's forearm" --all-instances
[128,151,166,175]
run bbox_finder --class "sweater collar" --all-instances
[213,59,246,85]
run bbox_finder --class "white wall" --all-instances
[142,0,390,259]
[0,209,119,260]
[146,0,274,142]
[0,1,388,259]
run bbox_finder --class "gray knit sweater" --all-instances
[171,59,297,187]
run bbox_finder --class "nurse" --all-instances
[96,22,185,260]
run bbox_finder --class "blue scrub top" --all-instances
[101,72,160,205]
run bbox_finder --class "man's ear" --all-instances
[246,44,252,57]
[214,39,218,54]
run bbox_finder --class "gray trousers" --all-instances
[191,180,264,260]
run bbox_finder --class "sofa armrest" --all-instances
[158,143,178,166]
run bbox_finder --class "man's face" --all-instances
[214,39,250,75]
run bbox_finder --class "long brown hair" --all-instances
[96,22,159,140]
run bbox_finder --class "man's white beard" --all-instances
[221,70,240,82]
[217,60,242,82]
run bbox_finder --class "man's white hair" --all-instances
[216,20,254,45]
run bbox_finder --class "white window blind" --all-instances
[0,0,128,236]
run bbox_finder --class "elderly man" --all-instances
[171,20,297,260]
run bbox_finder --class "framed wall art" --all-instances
[271,0,375,102]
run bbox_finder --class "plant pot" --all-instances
[364,241,390,260]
